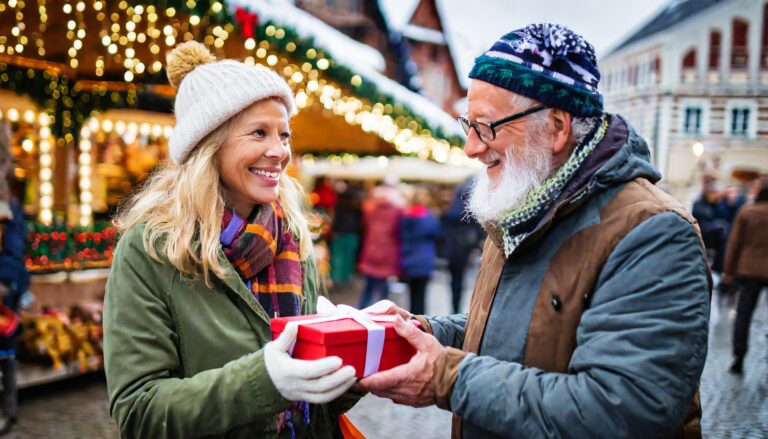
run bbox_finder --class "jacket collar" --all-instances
[484,114,659,256]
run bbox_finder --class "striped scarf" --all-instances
[220,203,310,436]
[497,115,609,257]
[220,202,303,317]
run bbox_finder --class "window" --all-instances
[680,99,709,135]
[725,100,757,138]
[731,108,750,136]
[684,107,702,134]
[682,48,697,68]
[709,30,721,69]
[761,4,768,67]
[731,19,749,69]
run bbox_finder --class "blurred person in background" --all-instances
[329,180,363,286]
[399,186,442,315]
[357,179,403,308]
[0,121,25,435]
[722,182,768,374]
[442,177,484,313]
[746,176,768,202]
[718,184,747,224]
[692,180,729,273]
[310,176,337,215]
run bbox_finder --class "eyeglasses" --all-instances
[457,105,549,142]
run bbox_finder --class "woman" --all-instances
[104,41,359,438]
[399,187,441,315]
[356,181,403,308]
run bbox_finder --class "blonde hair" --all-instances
[114,117,313,287]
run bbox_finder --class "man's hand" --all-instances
[367,300,412,320]
[356,316,443,407]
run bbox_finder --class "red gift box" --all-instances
[271,313,420,378]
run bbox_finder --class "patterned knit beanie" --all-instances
[167,41,295,164]
[469,23,603,117]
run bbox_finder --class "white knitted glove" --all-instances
[264,322,357,403]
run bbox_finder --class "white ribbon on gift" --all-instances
[288,296,398,377]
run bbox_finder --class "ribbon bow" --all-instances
[234,7,259,39]
[291,297,398,377]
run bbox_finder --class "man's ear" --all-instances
[550,108,572,155]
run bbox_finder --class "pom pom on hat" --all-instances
[166,41,295,164]
[166,41,217,89]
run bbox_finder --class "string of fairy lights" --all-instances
[0,0,470,229]
[0,107,54,224]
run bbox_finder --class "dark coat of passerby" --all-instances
[330,182,363,285]
[0,197,26,436]
[357,184,403,308]
[723,183,768,374]
[718,185,747,224]
[0,120,23,435]
[692,183,730,272]
[442,178,483,313]
[399,190,442,315]
[0,199,25,437]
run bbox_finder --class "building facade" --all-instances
[400,0,466,116]
[601,0,768,200]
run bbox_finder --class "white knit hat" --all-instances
[166,41,295,164]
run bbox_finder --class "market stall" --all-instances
[0,0,467,385]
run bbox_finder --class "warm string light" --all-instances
[35,0,48,56]
[0,4,463,165]
[78,116,174,225]
[37,112,54,225]
[78,125,92,227]
[3,0,25,56]
[239,24,464,162]
[88,117,173,140]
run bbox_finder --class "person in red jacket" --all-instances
[357,182,404,308]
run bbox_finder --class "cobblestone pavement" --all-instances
[8,373,117,438]
[6,267,766,438]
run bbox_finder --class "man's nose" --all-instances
[463,128,488,159]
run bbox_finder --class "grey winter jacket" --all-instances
[427,115,710,438]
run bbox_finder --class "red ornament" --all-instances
[235,7,259,39]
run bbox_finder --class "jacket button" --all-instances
[551,295,562,311]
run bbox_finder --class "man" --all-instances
[359,24,711,438]
[722,182,768,374]
[442,176,483,313]
[692,181,729,273]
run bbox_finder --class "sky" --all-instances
[380,0,671,82]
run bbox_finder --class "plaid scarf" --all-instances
[220,202,303,318]
[496,115,609,257]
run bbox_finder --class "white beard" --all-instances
[468,138,554,224]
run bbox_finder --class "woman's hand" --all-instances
[264,322,356,404]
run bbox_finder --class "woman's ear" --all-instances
[550,108,572,155]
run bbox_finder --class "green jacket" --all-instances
[104,224,357,438]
